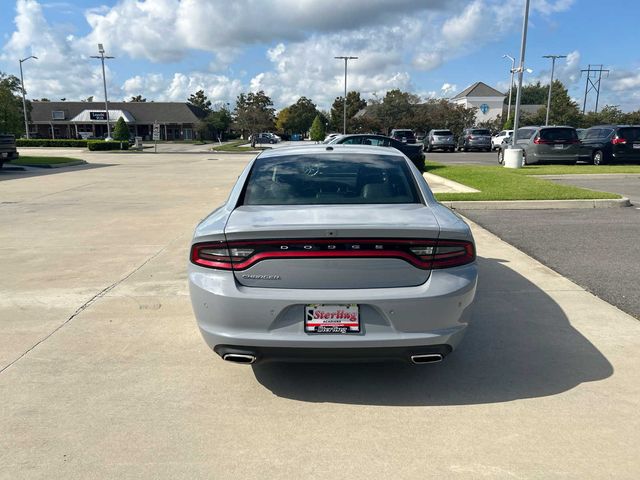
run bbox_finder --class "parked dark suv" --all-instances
[0,133,19,168]
[579,125,640,165]
[457,128,492,152]
[390,129,416,144]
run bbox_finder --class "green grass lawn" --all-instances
[10,156,85,166]
[210,140,268,152]
[512,164,640,175]
[426,162,621,201]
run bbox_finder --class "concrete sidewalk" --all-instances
[1,151,639,478]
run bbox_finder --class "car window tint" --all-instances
[242,154,420,205]
[618,127,640,141]
[516,128,536,140]
[539,128,577,141]
[341,137,362,145]
[584,129,599,139]
[434,130,453,136]
[470,129,491,135]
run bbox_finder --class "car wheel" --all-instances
[498,149,504,165]
[522,152,528,166]
[426,145,432,152]
[593,150,605,166]
[460,146,467,152]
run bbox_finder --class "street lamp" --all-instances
[19,55,38,139]
[511,0,531,147]
[334,56,358,134]
[90,43,115,140]
[502,54,515,123]
[542,54,567,126]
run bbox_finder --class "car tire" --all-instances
[522,152,528,166]
[426,145,432,152]
[593,150,605,166]
[460,146,467,152]
[498,149,504,165]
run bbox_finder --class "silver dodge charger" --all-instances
[189,145,477,365]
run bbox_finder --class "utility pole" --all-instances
[90,44,115,140]
[542,54,567,125]
[334,56,358,135]
[511,0,531,145]
[19,56,38,139]
[502,54,515,123]
[580,64,609,114]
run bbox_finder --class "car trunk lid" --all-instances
[224,204,440,289]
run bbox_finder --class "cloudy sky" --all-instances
[1,0,639,111]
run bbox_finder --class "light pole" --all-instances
[511,0,531,147]
[502,54,515,123]
[542,54,567,126]
[90,44,115,140]
[334,56,358,134]
[19,55,38,139]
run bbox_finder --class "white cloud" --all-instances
[441,83,457,96]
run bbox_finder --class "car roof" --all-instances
[256,144,406,159]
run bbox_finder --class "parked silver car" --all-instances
[189,145,478,365]
[425,129,456,152]
[497,126,580,165]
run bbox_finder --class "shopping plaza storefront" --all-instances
[29,101,207,140]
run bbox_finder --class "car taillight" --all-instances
[612,136,626,145]
[467,135,473,140]
[191,239,475,271]
[533,136,549,144]
[410,240,475,269]
[190,242,254,270]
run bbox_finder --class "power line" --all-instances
[581,64,609,114]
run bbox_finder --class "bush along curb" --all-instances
[17,139,88,147]
[87,141,129,151]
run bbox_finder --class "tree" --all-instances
[517,80,581,127]
[112,116,129,148]
[275,106,291,133]
[187,89,212,113]
[330,91,367,132]
[371,89,421,134]
[0,72,28,136]
[129,95,147,102]
[309,115,326,142]
[283,96,318,134]
[199,106,232,141]
[233,91,275,147]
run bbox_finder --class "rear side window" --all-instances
[539,128,577,141]
[242,154,421,205]
[618,127,640,141]
[516,128,536,140]
[470,129,491,135]
[433,130,453,136]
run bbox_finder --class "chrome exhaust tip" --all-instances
[222,353,256,364]
[410,353,443,365]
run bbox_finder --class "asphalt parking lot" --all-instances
[1,150,640,478]
[461,175,640,319]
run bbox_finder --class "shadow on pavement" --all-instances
[0,163,114,181]
[252,257,613,406]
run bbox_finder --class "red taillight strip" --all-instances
[190,239,475,271]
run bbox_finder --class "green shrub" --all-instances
[87,140,129,151]
[16,139,88,147]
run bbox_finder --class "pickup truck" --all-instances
[0,133,19,168]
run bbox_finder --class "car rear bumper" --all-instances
[189,263,477,361]
[430,142,455,149]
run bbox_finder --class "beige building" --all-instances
[451,82,506,122]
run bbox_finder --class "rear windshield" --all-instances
[393,130,414,136]
[539,128,577,141]
[470,129,491,135]
[618,127,640,141]
[434,130,453,136]
[242,154,421,205]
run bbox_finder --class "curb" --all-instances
[12,160,87,169]
[423,172,480,193]
[441,197,631,210]
[537,174,640,180]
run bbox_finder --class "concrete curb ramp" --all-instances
[442,197,631,210]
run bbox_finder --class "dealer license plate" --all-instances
[633,144,640,149]
[305,304,360,334]
[1,152,7,158]
[553,144,564,150]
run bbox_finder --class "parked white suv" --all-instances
[492,130,513,150]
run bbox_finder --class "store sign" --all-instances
[480,103,490,114]
[89,111,108,121]
[152,123,160,141]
